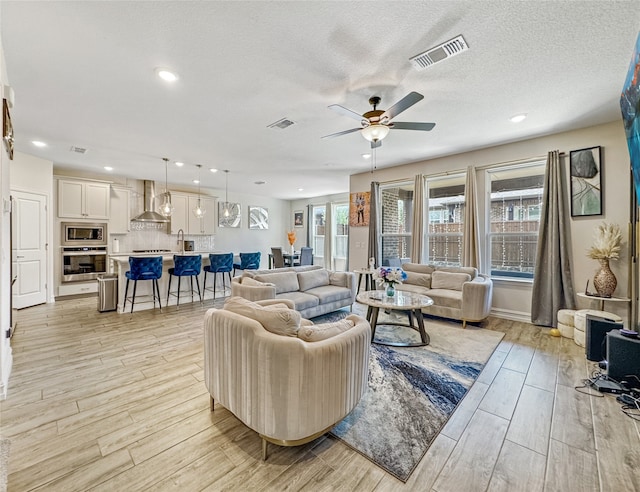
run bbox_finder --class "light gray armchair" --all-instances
[203,299,371,459]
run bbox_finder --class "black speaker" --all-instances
[606,330,640,387]
[585,315,623,362]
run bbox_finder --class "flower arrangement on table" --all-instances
[287,230,296,255]
[586,222,622,298]
[372,266,408,297]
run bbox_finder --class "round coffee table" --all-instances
[356,290,434,347]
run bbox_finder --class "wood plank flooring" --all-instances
[1,296,639,491]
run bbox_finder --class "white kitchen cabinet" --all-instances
[109,186,130,233]
[58,179,110,219]
[169,193,215,235]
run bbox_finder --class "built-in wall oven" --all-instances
[61,247,108,282]
[61,222,108,282]
[62,222,107,247]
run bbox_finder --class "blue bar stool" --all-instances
[203,253,233,299]
[167,254,202,306]
[233,252,261,276]
[123,256,163,313]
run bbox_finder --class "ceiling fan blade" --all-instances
[391,122,436,131]
[380,92,424,121]
[371,140,382,149]
[328,104,365,122]
[321,127,362,139]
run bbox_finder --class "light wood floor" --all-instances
[1,296,639,491]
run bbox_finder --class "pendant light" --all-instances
[158,157,174,217]
[223,169,230,217]
[193,164,206,218]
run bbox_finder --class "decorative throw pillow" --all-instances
[430,271,471,291]
[223,296,301,336]
[297,318,354,342]
[254,272,299,294]
[402,263,435,275]
[241,277,274,287]
[329,272,349,288]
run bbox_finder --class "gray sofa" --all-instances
[395,263,493,327]
[231,266,357,318]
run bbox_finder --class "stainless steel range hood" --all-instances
[132,180,170,223]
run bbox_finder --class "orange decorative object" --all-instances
[287,230,296,246]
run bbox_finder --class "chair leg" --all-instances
[203,271,208,300]
[131,280,138,313]
[195,275,202,301]
[213,272,218,299]
[190,276,194,302]
[155,279,162,310]
[166,275,172,305]
[123,278,130,312]
[176,277,182,306]
[262,439,268,461]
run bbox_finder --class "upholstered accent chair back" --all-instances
[299,247,313,266]
[271,247,285,268]
[208,253,234,273]
[126,256,163,280]
[171,254,202,276]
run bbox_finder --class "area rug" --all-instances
[311,310,504,482]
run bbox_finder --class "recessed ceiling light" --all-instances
[298,188,304,192]
[104,166,113,171]
[175,161,184,167]
[193,179,200,184]
[209,168,218,173]
[32,140,46,147]
[156,68,179,82]
[362,153,371,159]
[509,113,527,123]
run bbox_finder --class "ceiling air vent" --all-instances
[69,145,88,154]
[267,118,295,130]
[410,35,468,71]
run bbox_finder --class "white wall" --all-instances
[350,120,631,323]
[10,152,54,303]
[0,35,12,398]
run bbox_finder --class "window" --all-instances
[311,205,325,266]
[487,161,545,279]
[380,183,413,266]
[332,203,349,271]
[426,174,465,266]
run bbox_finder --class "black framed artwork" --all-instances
[570,146,602,217]
[3,99,13,160]
[294,210,304,228]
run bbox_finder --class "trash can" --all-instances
[97,274,118,312]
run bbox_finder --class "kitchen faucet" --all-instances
[177,229,184,254]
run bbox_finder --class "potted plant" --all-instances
[372,266,408,297]
[587,222,622,298]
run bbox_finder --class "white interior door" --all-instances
[12,191,47,309]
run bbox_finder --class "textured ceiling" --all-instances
[1,1,639,199]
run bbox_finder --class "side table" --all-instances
[576,292,630,312]
[353,268,375,294]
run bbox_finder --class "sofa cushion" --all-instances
[223,296,301,336]
[404,271,431,288]
[240,277,275,287]
[276,291,320,311]
[396,283,429,295]
[431,271,471,291]
[297,319,355,342]
[425,289,463,309]
[305,285,352,304]
[298,269,330,291]
[329,271,349,288]
[436,266,477,279]
[402,263,435,275]
[254,271,300,294]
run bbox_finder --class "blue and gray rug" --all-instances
[311,309,504,482]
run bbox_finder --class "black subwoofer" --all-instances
[585,315,622,362]
[606,330,640,387]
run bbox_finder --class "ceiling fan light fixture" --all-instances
[361,124,390,142]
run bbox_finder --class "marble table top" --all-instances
[356,290,434,310]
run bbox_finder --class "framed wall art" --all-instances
[294,210,304,228]
[570,146,602,217]
[3,98,13,160]
[218,202,241,228]
[349,191,370,226]
[249,206,269,229]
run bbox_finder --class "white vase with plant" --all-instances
[586,222,622,298]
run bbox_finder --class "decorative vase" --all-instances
[386,283,395,297]
[593,258,617,298]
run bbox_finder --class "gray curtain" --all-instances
[462,165,480,268]
[324,202,333,270]
[531,150,576,326]
[368,181,381,268]
[411,174,424,263]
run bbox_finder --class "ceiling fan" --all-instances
[322,91,435,148]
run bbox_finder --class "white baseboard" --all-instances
[490,307,531,323]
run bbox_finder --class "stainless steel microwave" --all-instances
[61,222,108,246]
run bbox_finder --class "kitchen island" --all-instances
[109,252,232,313]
